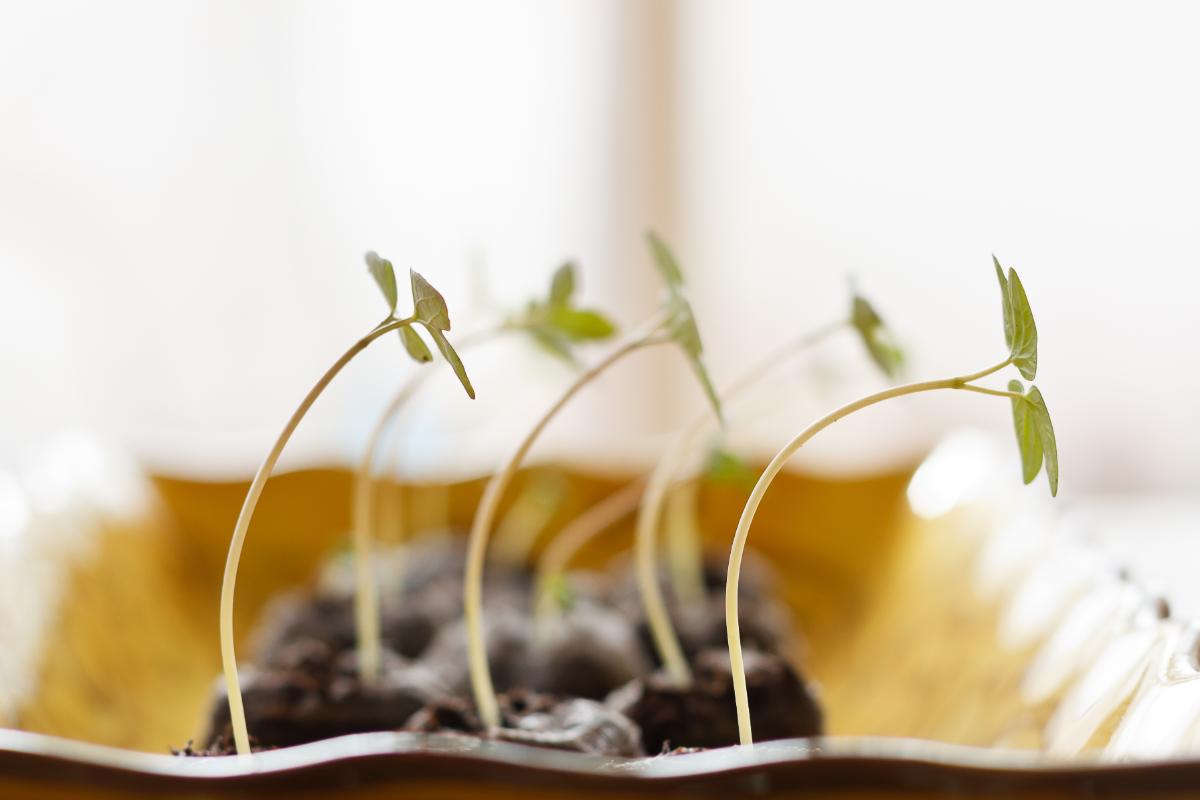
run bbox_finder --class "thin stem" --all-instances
[665,480,706,607]
[352,327,497,685]
[532,478,646,639]
[957,383,1024,400]
[465,316,667,728]
[635,319,846,685]
[219,316,413,757]
[726,362,1013,746]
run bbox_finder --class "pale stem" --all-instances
[532,478,646,639]
[665,481,706,606]
[219,316,412,757]
[635,320,845,685]
[490,472,567,566]
[352,328,495,685]
[465,318,666,727]
[726,359,1011,746]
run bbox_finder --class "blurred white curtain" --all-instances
[0,1,676,478]
[673,1,1200,493]
[3,1,1200,493]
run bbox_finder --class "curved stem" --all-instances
[726,358,1012,746]
[636,320,846,685]
[352,328,497,685]
[219,316,413,757]
[465,317,666,727]
[532,478,646,638]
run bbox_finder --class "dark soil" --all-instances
[406,690,644,757]
[205,638,444,750]
[198,535,822,759]
[609,647,823,753]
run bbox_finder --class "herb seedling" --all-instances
[532,478,647,639]
[218,253,475,757]
[635,291,902,686]
[725,257,1058,746]
[464,233,723,728]
[351,262,614,686]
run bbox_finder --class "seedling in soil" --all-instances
[352,262,614,686]
[463,233,723,728]
[635,289,903,686]
[218,253,474,757]
[725,257,1058,745]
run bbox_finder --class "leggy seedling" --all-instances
[635,290,903,685]
[464,232,723,728]
[218,254,475,757]
[725,257,1058,746]
[352,262,614,685]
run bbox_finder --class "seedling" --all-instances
[725,257,1058,745]
[463,232,723,728]
[218,253,475,757]
[635,290,903,686]
[351,262,614,685]
[532,478,647,639]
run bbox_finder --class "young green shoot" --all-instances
[351,262,614,685]
[219,254,474,757]
[726,257,1058,746]
[532,478,647,641]
[635,290,902,686]
[464,233,723,728]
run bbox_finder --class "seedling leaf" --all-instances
[410,269,452,331]
[548,307,616,340]
[549,262,576,307]
[851,294,904,379]
[1008,379,1042,485]
[528,324,577,364]
[424,326,475,399]
[1027,385,1058,497]
[646,231,684,291]
[705,446,756,491]
[366,251,398,315]
[667,297,723,422]
[1007,268,1038,380]
[399,325,433,363]
[994,255,1013,350]
[646,232,723,423]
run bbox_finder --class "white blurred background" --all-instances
[2,1,1198,496]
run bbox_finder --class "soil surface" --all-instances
[198,535,820,758]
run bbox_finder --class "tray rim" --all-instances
[5,729,1200,795]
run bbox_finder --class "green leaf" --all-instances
[366,251,398,315]
[547,307,616,340]
[1008,379,1042,485]
[409,269,452,331]
[851,294,904,379]
[549,262,576,307]
[645,230,684,291]
[645,233,723,423]
[545,572,576,612]
[1026,385,1058,497]
[1007,268,1038,381]
[704,447,756,491]
[994,255,1013,351]
[527,324,578,365]
[667,298,723,423]
[398,325,433,363]
[425,326,475,399]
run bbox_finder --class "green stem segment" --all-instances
[726,358,1011,746]
[219,316,414,757]
[635,321,845,686]
[465,318,666,728]
[352,329,496,686]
